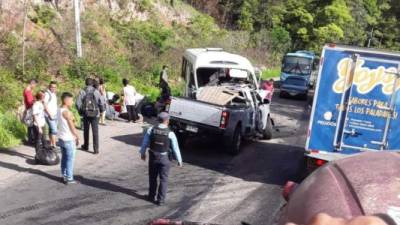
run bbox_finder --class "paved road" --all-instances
[0,93,309,225]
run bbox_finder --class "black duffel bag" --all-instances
[35,146,60,166]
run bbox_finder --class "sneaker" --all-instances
[80,145,88,151]
[61,177,67,183]
[156,200,165,206]
[52,146,61,153]
[65,180,78,185]
[145,195,156,203]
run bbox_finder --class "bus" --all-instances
[280,50,319,86]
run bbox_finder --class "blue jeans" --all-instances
[59,139,76,181]
[45,117,58,135]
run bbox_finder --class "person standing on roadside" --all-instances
[159,65,169,88]
[98,78,107,125]
[76,78,105,154]
[139,112,183,206]
[44,81,58,148]
[122,78,139,123]
[58,92,80,185]
[23,79,37,145]
[32,91,47,157]
[262,79,275,102]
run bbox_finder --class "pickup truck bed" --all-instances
[168,97,224,131]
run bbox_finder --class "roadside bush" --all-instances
[66,58,94,80]
[0,68,23,112]
[262,67,281,80]
[30,5,57,28]
[0,112,26,148]
[18,48,50,82]
[0,32,20,70]
[137,0,153,12]
[112,20,173,54]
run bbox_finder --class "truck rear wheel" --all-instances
[227,125,242,155]
[176,133,187,150]
[263,116,273,140]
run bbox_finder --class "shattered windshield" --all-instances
[282,56,312,75]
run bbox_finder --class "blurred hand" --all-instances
[286,213,389,225]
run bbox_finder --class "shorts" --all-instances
[46,117,58,135]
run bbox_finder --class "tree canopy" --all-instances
[217,0,400,53]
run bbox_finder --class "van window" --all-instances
[196,68,252,87]
[197,68,226,87]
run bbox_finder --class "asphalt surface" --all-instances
[0,92,309,225]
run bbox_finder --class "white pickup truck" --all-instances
[167,48,273,154]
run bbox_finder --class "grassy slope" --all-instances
[0,0,275,148]
[0,1,221,148]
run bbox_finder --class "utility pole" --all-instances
[22,0,29,76]
[74,0,82,57]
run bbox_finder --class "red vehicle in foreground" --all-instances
[279,152,400,225]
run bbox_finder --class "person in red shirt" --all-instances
[24,79,37,109]
[262,79,275,102]
[23,79,38,145]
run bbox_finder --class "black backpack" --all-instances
[83,89,99,117]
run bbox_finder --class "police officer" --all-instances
[139,112,183,206]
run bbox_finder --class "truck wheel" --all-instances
[301,93,308,101]
[263,116,273,140]
[228,125,242,155]
[176,133,187,150]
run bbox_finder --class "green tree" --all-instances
[237,0,259,31]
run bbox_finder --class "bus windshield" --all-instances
[282,56,312,75]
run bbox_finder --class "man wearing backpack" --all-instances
[76,78,105,154]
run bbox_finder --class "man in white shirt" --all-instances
[123,78,139,123]
[44,81,58,148]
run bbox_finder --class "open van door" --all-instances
[181,57,196,98]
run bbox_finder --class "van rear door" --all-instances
[334,55,400,151]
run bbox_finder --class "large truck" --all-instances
[167,48,273,155]
[306,44,400,169]
[280,50,319,86]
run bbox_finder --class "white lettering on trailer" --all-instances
[333,58,399,95]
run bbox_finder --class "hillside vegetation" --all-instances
[0,0,399,148]
[0,0,274,147]
[187,0,400,52]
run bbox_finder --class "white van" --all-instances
[168,48,272,155]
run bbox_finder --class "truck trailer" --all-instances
[306,44,400,169]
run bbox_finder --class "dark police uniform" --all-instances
[140,112,182,205]
[148,126,171,203]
